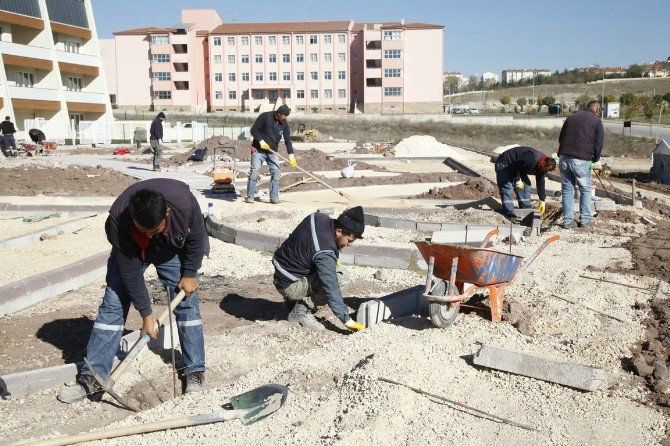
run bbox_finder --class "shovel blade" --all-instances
[230,384,289,425]
[85,358,139,412]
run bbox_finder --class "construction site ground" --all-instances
[1,136,669,445]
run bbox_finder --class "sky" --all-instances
[91,0,669,77]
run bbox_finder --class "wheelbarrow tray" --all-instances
[414,241,524,286]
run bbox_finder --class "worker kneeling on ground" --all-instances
[273,206,366,332]
[494,146,556,224]
[57,179,209,404]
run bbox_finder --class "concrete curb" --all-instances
[0,204,110,215]
[0,251,109,316]
[0,214,101,249]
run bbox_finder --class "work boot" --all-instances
[153,166,162,172]
[185,371,205,394]
[562,220,576,229]
[578,220,594,228]
[270,198,280,204]
[287,302,325,331]
[57,374,104,404]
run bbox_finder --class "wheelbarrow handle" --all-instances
[510,234,560,284]
[480,228,499,248]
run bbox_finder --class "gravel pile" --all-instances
[392,135,476,161]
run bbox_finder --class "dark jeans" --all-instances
[1,134,17,157]
[495,163,531,216]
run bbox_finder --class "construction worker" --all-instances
[558,100,604,229]
[57,179,209,404]
[273,206,366,333]
[245,104,297,204]
[0,116,17,157]
[150,112,166,172]
[28,128,46,145]
[494,146,557,223]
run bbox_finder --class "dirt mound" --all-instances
[162,137,252,167]
[414,178,498,200]
[0,165,136,196]
[597,209,639,224]
[295,148,378,172]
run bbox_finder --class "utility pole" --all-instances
[601,67,605,119]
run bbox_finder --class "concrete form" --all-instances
[356,285,426,327]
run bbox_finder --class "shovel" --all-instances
[15,384,289,446]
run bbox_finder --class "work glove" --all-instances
[289,154,298,168]
[345,319,365,332]
[537,201,546,216]
[515,180,525,190]
[259,140,270,150]
[590,161,602,172]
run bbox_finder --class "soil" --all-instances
[295,148,379,172]
[68,147,133,156]
[0,165,137,196]
[414,177,498,200]
[281,171,466,193]
[597,209,640,224]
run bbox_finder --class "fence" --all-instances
[77,121,112,145]
[23,118,66,145]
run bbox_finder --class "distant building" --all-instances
[501,68,551,84]
[603,66,626,76]
[481,71,499,85]
[644,61,670,78]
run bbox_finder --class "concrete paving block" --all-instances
[396,218,418,230]
[473,344,606,391]
[363,213,379,226]
[416,221,443,232]
[641,216,657,227]
[356,285,426,328]
[594,199,616,212]
[338,253,355,265]
[0,363,78,399]
[439,223,467,231]
[317,208,336,217]
[376,216,398,229]
[355,254,410,269]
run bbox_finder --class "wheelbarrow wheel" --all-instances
[428,280,460,328]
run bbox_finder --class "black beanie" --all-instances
[276,105,291,116]
[157,112,166,119]
[335,206,365,238]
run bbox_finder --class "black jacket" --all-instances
[149,118,163,141]
[0,121,16,135]
[105,179,209,317]
[29,129,46,144]
[496,146,548,201]
[250,111,294,154]
[558,110,604,162]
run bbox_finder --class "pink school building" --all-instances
[102,9,444,114]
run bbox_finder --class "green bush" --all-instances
[500,96,511,105]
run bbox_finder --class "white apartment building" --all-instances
[0,0,112,140]
[501,68,552,84]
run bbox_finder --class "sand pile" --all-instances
[392,135,471,160]
[415,178,498,200]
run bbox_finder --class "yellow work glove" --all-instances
[289,154,297,168]
[515,180,525,190]
[259,140,270,150]
[590,161,602,172]
[537,201,546,216]
[345,319,365,332]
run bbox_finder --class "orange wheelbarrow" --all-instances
[414,229,560,328]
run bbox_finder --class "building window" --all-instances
[269,36,276,45]
[215,91,223,99]
[151,35,168,45]
[255,54,263,63]
[228,73,236,81]
[324,71,332,80]
[384,68,402,78]
[213,55,222,64]
[310,89,318,99]
[282,54,290,63]
[310,71,318,80]
[384,87,403,96]
[324,35,332,44]
[269,90,278,100]
[66,76,83,91]
[213,36,222,46]
[324,89,332,99]
[338,34,346,44]
[297,89,305,98]
[255,91,263,99]
[310,53,318,62]
[214,73,223,81]
[282,35,290,45]
[229,91,237,99]
[227,36,235,45]
[269,72,277,81]
[152,54,170,63]
[338,71,346,80]
[228,55,235,63]
[296,53,304,62]
[241,54,249,63]
[338,88,346,98]
[383,31,401,40]
[338,52,346,62]
[283,72,291,81]
[254,36,262,45]
[269,54,277,63]
[284,90,291,99]
[296,72,304,80]
[241,36,249,45]
[154,90,172,99]
[384,49,402,59]
[242,72,250,81]
[296,35,304,44]
[153,72,171,81]
[309,35,318,44]
[64,40,80,54]
[324,53,332,62]
[242,90,249,99]
[255,72,263,81]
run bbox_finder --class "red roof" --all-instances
[352,22,443,31]
[211,21,352,35]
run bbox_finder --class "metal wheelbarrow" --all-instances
[414,229,560,328]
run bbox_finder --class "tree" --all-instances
[528,98,535,105]
[620,92,637,106]
[663,92,670,103]
[653,94,664,105]
[541,96,556,106]
[603,94,617,103]
[575,93,593,110]
[626,64,644,78]
[467,75,478,91]
[444,76,460,95]
[500,96,511,105]
[517,97,527,107]
[643,99,657,122]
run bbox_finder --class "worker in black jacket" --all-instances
[0,116,17,157]
[558,101,604,229]
[494,146,556,223]
[273,206,366,332]
[245,104,297,204]
[149,112,165,172]
[28,128,46,144]
[57,179,210,404]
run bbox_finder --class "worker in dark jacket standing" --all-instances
[150,112,166,172]
[558,101,604,229]
[57,179,210,404]
[273,207,366,332]
[0,116,17,157]
[494,146,556,223]
[246,104,297,204]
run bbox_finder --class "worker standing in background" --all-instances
[273,206,366,333]
[150,112,166,172]
[494,146,556,224]
[558,100,604,229]
[0,116,18,157]
[245,104,297,204]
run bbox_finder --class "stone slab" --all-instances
[356,285,426,328]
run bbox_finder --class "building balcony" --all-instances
[171,71,190,82]
[170,34,189,45]
[171,52,189,63]
[2,53,53,71]
[150,43,171,53]
[249,82,292,89]
[8,86,61,110]
[63,90,108,104]
[0,41,52,61]
[0,9,44,30]
[50,22,92,40]
[151,80,173,90]
[58,61,99,77]
[55,50,100,69]
[365,49,382,60]
[365,68,382,79]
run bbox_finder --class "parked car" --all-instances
[468,108,480,115]
[452,107,463,114]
